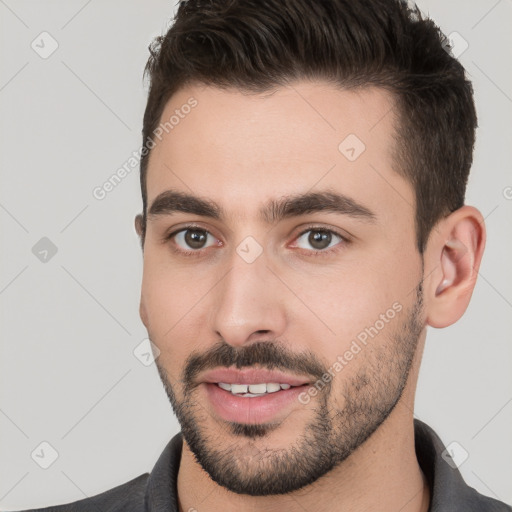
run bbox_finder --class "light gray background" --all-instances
[0,0,511,509]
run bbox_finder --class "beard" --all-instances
[154,282,424,496]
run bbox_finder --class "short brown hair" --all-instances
[139,0,477,252]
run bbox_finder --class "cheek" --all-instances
[140,255,216,367]
[286,250,417,362]
[141,249,201,326]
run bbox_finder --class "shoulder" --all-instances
[6,473,149,512]
[414,420,512,512]
[459,486,512,512]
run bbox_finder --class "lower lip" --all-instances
[204,383,309,424]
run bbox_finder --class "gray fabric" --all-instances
[9,420,511,511]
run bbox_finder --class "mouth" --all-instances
[200,367,311,388]
[215,381,303,397]
[199,368,313,424]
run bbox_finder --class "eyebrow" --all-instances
[148,189,377,224]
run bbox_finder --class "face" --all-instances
[139,81,426,495]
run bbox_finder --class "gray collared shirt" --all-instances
[10,420,511,511]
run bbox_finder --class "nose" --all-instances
[210,251,288,347]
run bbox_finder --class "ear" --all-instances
[134,214,146,251]
[423,206,486,328]
[135,214,143,237]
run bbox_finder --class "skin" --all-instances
[135,80,485,512]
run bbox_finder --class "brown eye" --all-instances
[184,229,208,249]
[294,228,345,252]
[308,231,332,250]
[172,228,217,251]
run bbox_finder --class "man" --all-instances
[11,0,511,511]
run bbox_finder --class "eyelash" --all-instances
[163,224,350,258]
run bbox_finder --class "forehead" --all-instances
[145,80,414,226]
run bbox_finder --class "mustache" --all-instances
[183,339,327,388]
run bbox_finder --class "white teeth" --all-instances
[266,383,281,393]
[216,382,298,395]
[248,383,267,394]
[230,384,249,394]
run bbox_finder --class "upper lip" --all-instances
[200,368,311,386]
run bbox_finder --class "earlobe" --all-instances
[424,206,486,328]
